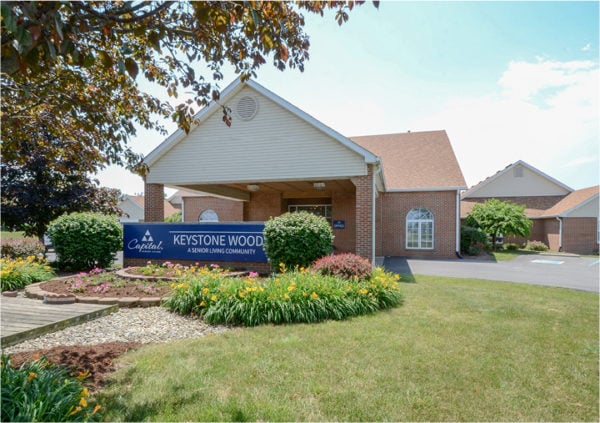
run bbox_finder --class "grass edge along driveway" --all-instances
[100,275,599,422]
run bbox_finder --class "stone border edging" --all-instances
[25,279,166,308]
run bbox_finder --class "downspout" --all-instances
[456,189,463,259]
[372,165,377,265]
[181,197,185,222]
[556,216,563,252]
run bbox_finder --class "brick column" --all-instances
[351,165,374,262]
[144,182,164,222]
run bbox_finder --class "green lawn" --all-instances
[490,249,539,261]
[100,276,599,422]
[0,231,27,241]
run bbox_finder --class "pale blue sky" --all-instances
[98,1,599,195]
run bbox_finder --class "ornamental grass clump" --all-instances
[1,355,103,422]
[164,266,403,326]
[0,256,55,291]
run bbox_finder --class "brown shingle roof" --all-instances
[541,185,599,217]
[128,195,179,218]
[351,130,466,191]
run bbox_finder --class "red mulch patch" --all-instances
[8,342,141,392]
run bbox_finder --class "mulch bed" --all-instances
[40,277,172,298]
[8,342,141,392]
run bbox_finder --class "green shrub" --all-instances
[164,211,182,223]
[1,238,45,259]
[503,243,519,251]
[1,355,103,422]
[312,253,372,280]
[263,212,334,269]
[0,256,55,291]
[163,267,403,326]
[526,240,549,251]
[460,225,489,255]
[47,213,122,271]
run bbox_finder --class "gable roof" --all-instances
[122,195,179,218]
[541,185,599,217]
[462,160,572,199]
[144,78,379,168]
[351,130,467,191]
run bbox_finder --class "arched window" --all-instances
[406,208,434,249]
[199,209,219,222]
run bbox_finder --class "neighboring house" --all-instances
[461,161,599,254]
[118,194,179,223]
[141,78,467,262]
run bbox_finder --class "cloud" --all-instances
[409,58,599,189]
[582,43,592,52]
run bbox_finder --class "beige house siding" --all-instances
[146,86,367,185]
[566,197,598,218]
[466,163,571,198]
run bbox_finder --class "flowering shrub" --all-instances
[125,261,204,278]
[312,253,372,280]
[1,238,45,259]
[1,355,103,422]
[163,266,403,326]
[0,256,55,291]
[526,240,549,251]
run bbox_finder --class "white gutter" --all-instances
[556,216,563,251]
[456,189,461,256]
[372,165,377,265]
[181,198,185,222]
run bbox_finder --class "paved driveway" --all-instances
[384,255,600,293]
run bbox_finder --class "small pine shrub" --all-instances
[47,213,122,271]
[460,226,489,256]
[164,211,182,223]
[526,240,549,252]
[1,238,45,259]
[1,355,103,422]
[312,253,372,280]
[263,212,334,269]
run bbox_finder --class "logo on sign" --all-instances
[127,229,164,254]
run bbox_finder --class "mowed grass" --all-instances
[100,276,599,422]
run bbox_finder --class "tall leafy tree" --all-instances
[1,132,122,240]
[1,1,375,175]
[465,199,533,248]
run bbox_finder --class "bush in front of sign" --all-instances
[262,212,334,270]
[47,212,122,271]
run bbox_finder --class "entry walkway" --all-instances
[1,295,117,348]
[384,255,600,293]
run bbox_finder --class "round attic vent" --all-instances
[236,96,258,121]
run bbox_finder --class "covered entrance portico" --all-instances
[142,79,383,262]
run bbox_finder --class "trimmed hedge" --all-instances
[263,212,334,269]
[47,213,122,271]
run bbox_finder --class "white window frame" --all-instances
[406,208,434,250]
[288,204,332,224]
[199,209,219,222]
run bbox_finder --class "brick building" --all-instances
[461,161,599,254]
[142,79,467,262]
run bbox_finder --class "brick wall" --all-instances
[144,182,164,222]
[465,195,565,211]
[377,190,457,258]
[351,166,374,261]
[542,218,560,251]
[332,192,356,253]
[243,192,282,221]
[183,197,243,222]
[562,217,599,254]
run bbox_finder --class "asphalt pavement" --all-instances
[384,254,600,293]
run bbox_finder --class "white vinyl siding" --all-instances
[147,87,367,184]
[471,165,571,197]
[406,208,434,249]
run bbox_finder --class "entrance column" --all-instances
[351,165,374,262]
[144,181,164,222]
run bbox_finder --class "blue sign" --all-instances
[333,220,345,229]
[123,223,267,262]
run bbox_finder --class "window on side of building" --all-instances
[288,205,332,224]
[406,208,434,249]
[199,209,219,222]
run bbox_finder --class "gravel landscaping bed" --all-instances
[3,307,232,354]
